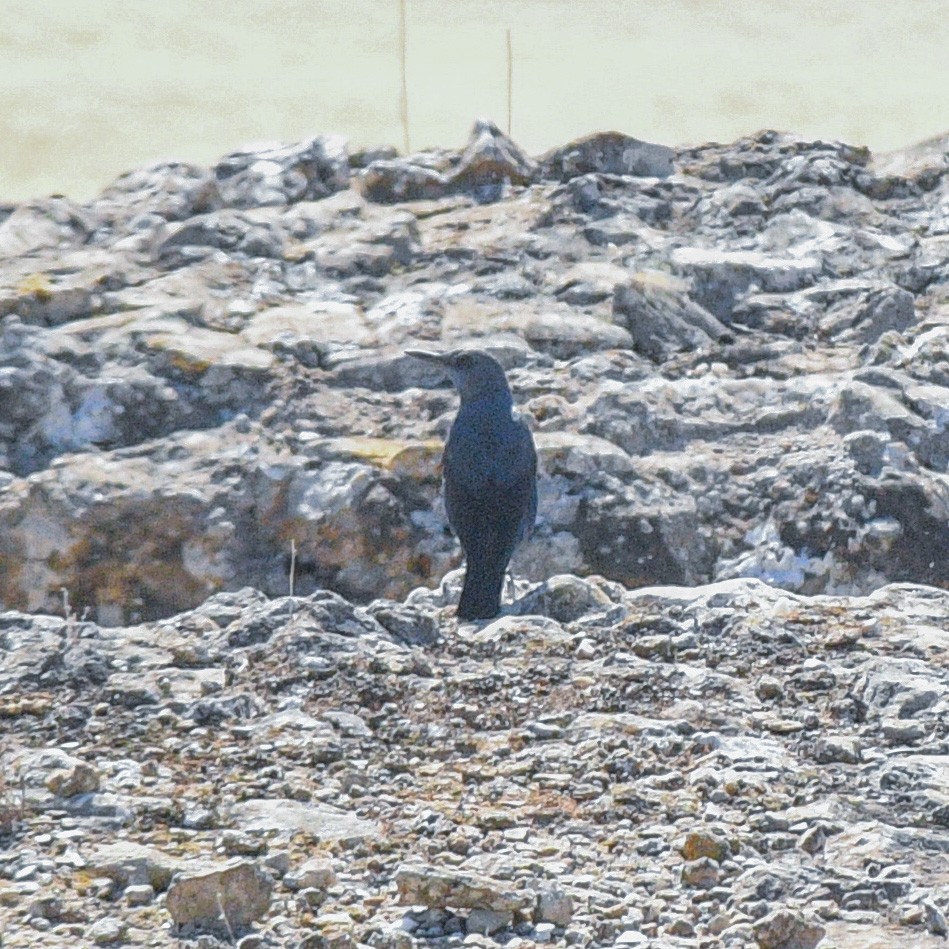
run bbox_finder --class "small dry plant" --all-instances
[0,740,26,836]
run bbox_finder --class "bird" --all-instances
[406,348,537,620]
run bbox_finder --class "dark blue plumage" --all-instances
[407,349,537,620]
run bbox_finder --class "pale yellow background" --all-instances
[2,0,947,201]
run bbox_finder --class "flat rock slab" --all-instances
[242,302,372,348]
[86,842,185,892]
[822,920,949,949]
[229,798,379,842]
[670,247,822,291]
[394,864,532,912]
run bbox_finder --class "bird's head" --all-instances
[406,348,512,404]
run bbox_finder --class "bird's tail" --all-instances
[457,553,507,621]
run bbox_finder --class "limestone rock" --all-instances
[681,857,720,888]
[230,798,379,843]
[88,917,128,945]
[517,574,616,624]
[466,908,513,935]
[0,197,96,258]
[3,123,948,613]
[613,271,730,360]
[680,829,730,863]
[539,131,674,180]
[285,858,337,892]
[93,161,221,227]
[45,756,100,798]
[493,307,634,359]
[166,859,272,934]
[124,883,155,906]
[535,886,574,926]
[86,842,184,892]
[213,135,349,208]
[394,864,531,912]
[449,118,537,194]
[670,247,822,319]
[358,159,449,204]
[813,735,862,764]
[752,908,825,949]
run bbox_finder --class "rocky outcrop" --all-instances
[2,123,947,624]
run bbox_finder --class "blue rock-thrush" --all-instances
[407,349,537,620]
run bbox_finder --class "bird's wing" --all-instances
[444,420,537,557]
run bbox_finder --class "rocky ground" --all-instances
[1,121,948,946]
[1,575,948,948]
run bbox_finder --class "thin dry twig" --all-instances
[506,28,513,137]
[288,537,297,620]
[399,0,411,154]
[0,741,25,836]
[216,892,236,944]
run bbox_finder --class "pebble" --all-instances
[88,917,128,945]
[536,886,574,927]
[124,884,154,906]
[466,908,512,935]
[614,931,649,946]
[285,858,337,891]
[680,830,730,863]
[681,857,720,889]
[533,922,556,942]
